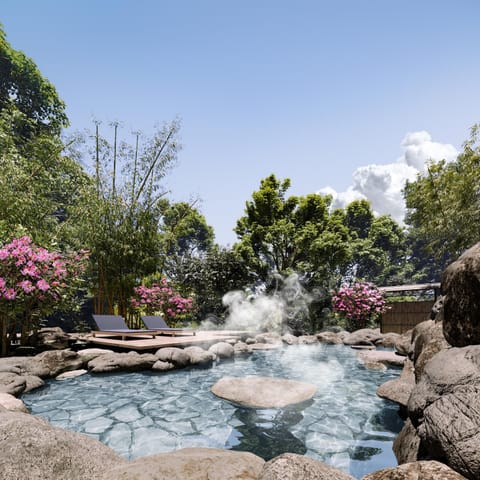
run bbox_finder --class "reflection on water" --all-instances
[22,344,403,479]
[230,407,307,459]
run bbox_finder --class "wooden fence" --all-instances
[380,300,434,334]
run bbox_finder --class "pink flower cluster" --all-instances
[0,236,89,307]
[331,281,388,329]
[130,277,193,321]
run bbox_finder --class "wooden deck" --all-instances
[87,330,250,351]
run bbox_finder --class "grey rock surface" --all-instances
[100,447,264,480]
[442,242,480,347]
[0,409,125,480]
[377,358,415,408]
[209,341,235,358]
[25,349,85,378]
[357,350,406,368]
[281,333,299,345]
[259,453,355,480]
[316,331,344,344]
[361,460,468,479]
[343,328,383,346]
[411,320,450,381]
[184,346,215,366]
[151,360,175,371]
[77,348,114,363]
[155,347,191,367]
[88,351,157,373]
[408,346,480,480]
[0,371,26,395]
[0,392,28,412]
[27,326,70,351]
[392,418,421,464]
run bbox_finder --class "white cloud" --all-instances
[319,131,458,224]
[399,130,458,171]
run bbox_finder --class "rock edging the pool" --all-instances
[0,328,466,479]
[0,406,464,479]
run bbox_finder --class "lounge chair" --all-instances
[141,315,196,336]
[92,314,159,341]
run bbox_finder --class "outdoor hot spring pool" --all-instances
[22,344,403,479]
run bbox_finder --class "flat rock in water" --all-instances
[211,376,317,408]
[357,350,405,367]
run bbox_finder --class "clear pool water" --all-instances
[23,344,403,479]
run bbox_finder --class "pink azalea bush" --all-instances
[331,281,388,331]
[0,236,89,354]
[130,277,194,324]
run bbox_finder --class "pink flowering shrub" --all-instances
[130,277,194,324]
[331,281,388,331]
[0,236,89,354]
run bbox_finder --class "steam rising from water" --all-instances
[219,273,313,333]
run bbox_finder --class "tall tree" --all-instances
[0,25,68,145]
[234,174,351,286]
[76,121,182,319]
[404,124,480,274]
[176,246,254,321]
[342,200,409,285]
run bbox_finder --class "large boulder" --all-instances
[281,334,299,345]
[393,418,422,463]
[343,328,383,346]
[233,341,253,355]
[442,242,480,346]
[255,333,282,345]
[0,409,125,480]
[27,327,70,351]
[183,346,215,366]
[408,346,480,480]
[259,453,355,480]
[357,350,406,368]
[209,342,235,359]
[395,329,413,357]
[361,460,468,479]
[88,351,157,373]
[100,447,264,480]
[0,392,28,412]
[155,347,191,368]
[0,371,27,396]
[377,358,415,409]
[410,320,450,381]
[375,332,402,349]
[316,331,344,344]
[23,374,45,393]
[211,376,316,408]
[297,335,319,344]
[25,349,85,378]
[77,348,114,363]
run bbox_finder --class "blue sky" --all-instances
[2,1,480,245]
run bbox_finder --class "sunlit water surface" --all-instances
[23,344,403,479]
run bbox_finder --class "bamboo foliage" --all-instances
[78,120,181,324]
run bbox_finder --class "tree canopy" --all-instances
[404,124,480,276]
[234,174,351,287]
[342,200,409,285]
[0,25,68,144]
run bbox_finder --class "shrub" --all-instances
[130,277,194,325]
[0,236,89,354]
[331,281,388,331]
